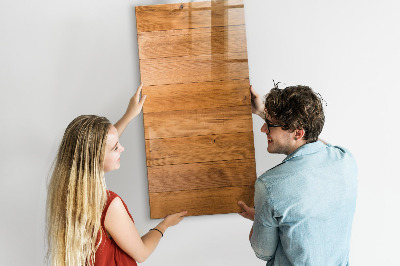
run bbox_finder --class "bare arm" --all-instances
[104,197,187,263]
[114,83,147,137]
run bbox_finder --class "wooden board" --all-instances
[147,159,256,193]
[136,0,256,218]
[138,25,247,60]
[142,80,251,114]
[136,1,245,33]
[139,53,249,86]
[149,186,255,217]
[145,132,255,166]
[143,105,253,139]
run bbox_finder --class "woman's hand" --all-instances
[249,85,265,119]
[114,83,147,137]
[151,211,187,240]
[162,211,188,227]
[124,83,147,121]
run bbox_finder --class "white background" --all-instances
[1,0,399,265]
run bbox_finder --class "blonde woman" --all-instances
[46,84,187,266]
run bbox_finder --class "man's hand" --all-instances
[249,85,265,119]
[238,201,255,221]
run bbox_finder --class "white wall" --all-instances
[0,0,399,265]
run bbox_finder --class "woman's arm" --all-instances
[104,197,187,263]
[114,83,147,137]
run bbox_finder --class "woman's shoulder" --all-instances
[102,190,121,223]
[105,190,134,222]
[107,190,119,201]
[106,190,127,206]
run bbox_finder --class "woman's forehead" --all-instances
[106,126,118,146]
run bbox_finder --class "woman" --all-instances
[46,84,187,266]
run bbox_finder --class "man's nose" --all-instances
[261,123,269,133]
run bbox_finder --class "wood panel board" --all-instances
[144,105,253,139]
[138,25,247,60]
[139,53,249,86]
[145,132,255,167]
[149,186,255,218]
[136,1,244,33]
[142,79,250,114]
[147,159,256,193]
[136,0,255,218]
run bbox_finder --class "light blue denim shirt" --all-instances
[250,141,357,266]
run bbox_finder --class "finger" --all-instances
[136,82,144,94]
[237,201,249,211]
[249,85,258,98]
[134,83,144,99]
[138,94,147,106]
[171,210,187,218]
[179,211,188,217]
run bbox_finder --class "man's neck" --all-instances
[286,140,307,155]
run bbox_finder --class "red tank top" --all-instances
[94,190,138,266]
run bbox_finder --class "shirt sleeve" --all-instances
[250,178,279,261]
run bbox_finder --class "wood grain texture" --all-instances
[147,159,256,193]
[142,79,250,114]
[138,25,246,60]
[137,0,255,218]
[136,0,244,33]
[139,53,248,86]
[144,105,253,139]
[149,186,254,218]
[145,132,255,167]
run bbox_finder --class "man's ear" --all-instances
[294,129,305,141]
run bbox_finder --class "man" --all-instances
[238,84,357,266]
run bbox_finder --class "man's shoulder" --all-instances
[321,144,357,170]
[258,162,293,188]
[258,144,357,187]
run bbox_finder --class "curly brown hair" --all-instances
[265,85,325,143]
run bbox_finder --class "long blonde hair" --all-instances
[46,115,111,266]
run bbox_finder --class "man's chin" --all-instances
[267,146,281,155]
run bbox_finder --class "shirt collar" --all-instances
[283,141,327,163]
